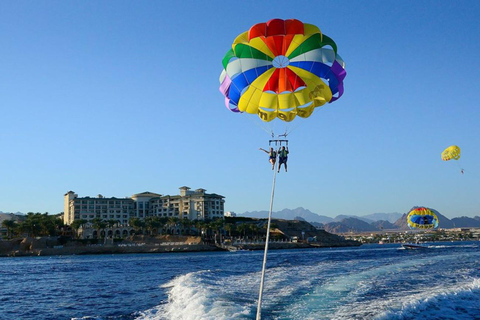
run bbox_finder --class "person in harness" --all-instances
[259,147,277,170]
[278,146,289,173]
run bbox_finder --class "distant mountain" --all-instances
[240,207,480,233]
[334,215,374,224]
[363,212,403,223]
[394,213,409,230]
[240,208,407,226]
[333,213,403,224]
[0,213,24,223]
[0,211,24,215]
[371,220,397,230]
[240,207,334,224]
[451,216,480,228]
[323,217,380,233]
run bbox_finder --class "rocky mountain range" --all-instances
[239,207,480,233]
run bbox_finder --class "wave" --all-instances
[135,270,252,320]
[280,250,480,319]
[133,249,480,320]
[134,260,335,320]
[376,278,480,320]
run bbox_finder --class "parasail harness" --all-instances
[268,131,289,150]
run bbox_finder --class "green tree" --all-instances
[129,217,145,235]
[210,219,225,244]
[19,212,43,237]
[181,218,194,235]
[159,217,169,235]
[38,213,58,236]
[92,218,107,240]
[224,223,235,237]
[236,223,248,238]
[194,220,207,237]
[167,217,179,235]
[106,219,118,228]
[248,224,259,240]
[1,219,18,239]
[145,217,162,236]
[70,219,88,239]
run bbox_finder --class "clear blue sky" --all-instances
[1,1,479,219]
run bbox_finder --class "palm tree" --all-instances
[19,212,43,237]
[1,219,17,239]
[181,218,193,235]
[235,223,246,239]
[211,219,225,244]
[91,218,107,241]
[224,223,235,238]
[129,217,145,235]
[145,217,162,236]
[105,219,118,238]
[167,217,179,235]
[39,213,56,236]
[194,220,207,237]
[70,219,88,239]
[106,219,118,228]
[248,224,259,240]
[159,217,169,235]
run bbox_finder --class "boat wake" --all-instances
[135,270,252,320]
[133,247,480,320]
[376,278,480,320]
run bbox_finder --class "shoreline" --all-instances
[0,236,361,257]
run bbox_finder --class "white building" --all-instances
[63,186,225,226]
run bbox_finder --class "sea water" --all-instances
[0,242,479,320]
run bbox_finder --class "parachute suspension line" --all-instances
[256,164,278,320]
[245,115,273,136]
[284,118,304,137]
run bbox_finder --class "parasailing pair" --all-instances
[441,145,463,174]
[218,19,347,320]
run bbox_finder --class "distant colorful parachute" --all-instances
[407,207,439,230]
[219,18,347,122]
[441,145,461,161]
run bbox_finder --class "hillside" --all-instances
[239,207,480,233]
[240,207,334,224]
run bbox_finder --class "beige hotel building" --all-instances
[63,186,225,226]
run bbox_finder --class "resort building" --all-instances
[63,186,225,226]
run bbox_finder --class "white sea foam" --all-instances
[135,259,334,320]
[281,251,480,320]
[135,248,480,320]
[374,278,480,320]
[136,270,252,320]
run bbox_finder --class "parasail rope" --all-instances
[256,162,278,320]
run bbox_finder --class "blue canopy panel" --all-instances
[289,61,341,96]
[227,65,273,105]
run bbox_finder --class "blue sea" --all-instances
[1,242,479,320]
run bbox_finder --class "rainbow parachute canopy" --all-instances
[441,145,461,161]
[407,207,439,230]
[219,18,347,122]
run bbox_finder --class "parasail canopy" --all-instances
[407,207,439,230]
[441,145,461,161]
[219,18,347,122]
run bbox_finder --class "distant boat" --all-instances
[228,247,250,252]
[402,243,429,250]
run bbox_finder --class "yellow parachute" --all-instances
[441,145,460,161]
